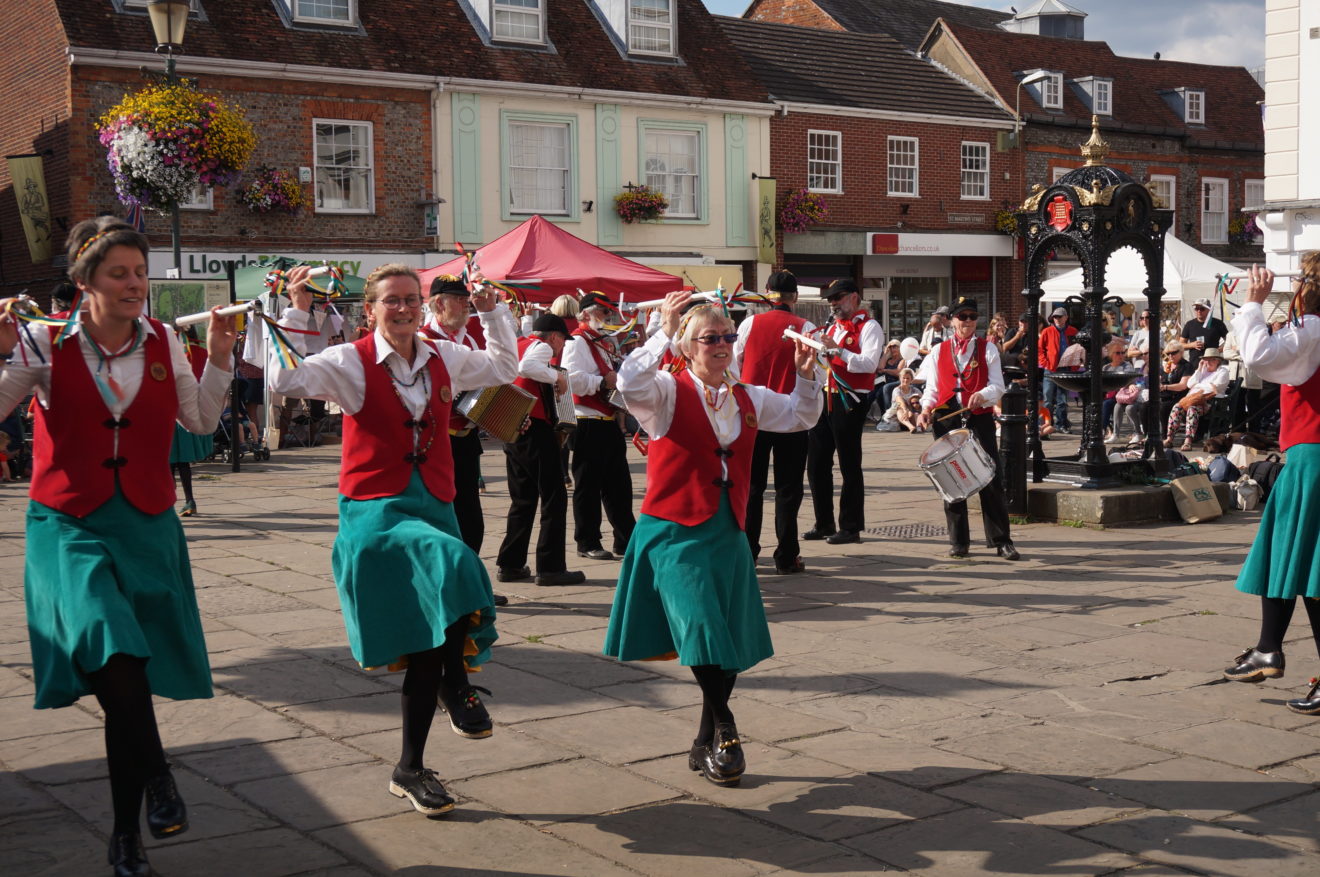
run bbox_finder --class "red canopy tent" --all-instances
[419,215,683,306]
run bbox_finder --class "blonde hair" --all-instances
[363,263,420,303]
[549,294,580,319]
[677,305,734,358]
[66,216,149,286]
[899,367,915,382]
[1296,251,1320,316]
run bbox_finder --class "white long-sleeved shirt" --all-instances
[268,304,518,417]
[0,318,229,431]
[824,314,884,376]
[242,292,339,367]
[1187,362,1231,398]
[564,329,620,417]
[917,337,1005,411]
[1231,302,1320,387]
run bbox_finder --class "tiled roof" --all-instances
[806,0,1010,49]
[717,16,1009,120]
[53,0,768,104]
[938,20,1263,149]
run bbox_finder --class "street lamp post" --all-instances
[146,0,190,275]
[1013,70,1052,150]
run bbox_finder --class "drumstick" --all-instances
[174,300,260,328]
[937,406,971,422]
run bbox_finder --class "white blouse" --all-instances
[1231,302,1320,387]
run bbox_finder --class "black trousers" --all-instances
[496,419,568,573]
[807,393,869,533]
[746,429,808,566]
[449,429,484,553]
[932,410,1012,550]
[571,417,635,554]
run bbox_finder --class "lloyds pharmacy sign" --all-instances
[148,251,428,280]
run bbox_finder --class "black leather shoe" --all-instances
[493,593,509,607]
[1223,647,1285,682]
[802,526,835,541]
[825,530,860,545]
[1286,678,1320,715]
[143,770,188,839]
[108,831,152,877]
[496,566,531,583]
[948,545,970,558]
[439,684,493,738]
[535,569,586,586]
[389,766,456,816]
[699,722,745,785]
[577,548,614,560]
[996,543,1021,561]
[688,742,707,772]
[774,557,806,575]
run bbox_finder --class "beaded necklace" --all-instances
[382,359,438,460]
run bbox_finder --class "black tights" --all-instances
[691,665,737,746]
[172,462,193,504]
[87,654,168,834]
[1257,596,1320,656]
[398,615,472,771]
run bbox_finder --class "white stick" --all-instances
[782,327,826,352]
[174,300,258,328]
[633,290,727,310]
[306,265,334,279]
[1217,271,1303,280]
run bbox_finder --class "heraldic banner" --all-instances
[6,153,53,264]
[757,177,777,265]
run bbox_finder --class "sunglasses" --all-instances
[952,313,978,321]
[694,333,739,345]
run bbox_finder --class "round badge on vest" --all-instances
[439,385,452,403]
[744,411,757,429]
[150,362,167,382]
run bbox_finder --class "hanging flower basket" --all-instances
[779,188,828,234]
[614,186,668,223]
[1229,212,1262,246]
[239,166,308,215]
[97,81,256,213]
[994,209,1018,235]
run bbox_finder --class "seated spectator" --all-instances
[1165,348,1230,451]
[878,368,923,433]
[874,340,905,416]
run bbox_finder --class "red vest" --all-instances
[31,320,178,517]
[570,327,615,416]
[422,323,483,433]
[1280,368,1320,450]
[827,312,876,392]
[339,334,456,501]
[740,307,807,394]
[513,336,552,422]
[640,370,757,529]
[936,338,993,415]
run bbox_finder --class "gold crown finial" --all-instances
[1080,114,1108,167]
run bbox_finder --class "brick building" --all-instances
[719,16,1018,338]
[1,0,773,299]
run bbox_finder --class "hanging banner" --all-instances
[6,153,53,263]
[757,177,777,265]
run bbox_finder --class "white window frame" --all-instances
[180,184,212,211]
[505,120,574,216]
[807,130,842,194]
[491,0,545,45]
[1093,79,1112,115]
[886,136,919,197]
[1041,72,1063,109]
[628,0,676,57]
[642,124,703,220]
[291,0,357,26]
[1148,174,1177,212]
[313,118,374,215]
[960,141,990,200]
[1052,166,1073,182]
[1185,89,1205,125]
[1245,178,1265,209]
[1201,177,1228,244]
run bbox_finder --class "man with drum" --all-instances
[564,292,636,561]
[734,270,817,573]
[916,297,1020,561]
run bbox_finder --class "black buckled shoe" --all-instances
[699,722,745,786]
[688,742,707,772]
[1286,677,1320,715]
[1223,647,1285,682]
[108,831,152,877]
[389,767,456,816]
[439,684,493,738]
[996,543,1021,561]
[143,770,188,840]
[802,526,835,541]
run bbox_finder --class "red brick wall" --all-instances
[744,0,843,31]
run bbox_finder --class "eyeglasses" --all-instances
[694,333,739,345]
[952,313,977,321]
[376,295,423,310]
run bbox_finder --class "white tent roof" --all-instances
[1039,236,1241,311]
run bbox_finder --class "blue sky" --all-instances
[701,0,1267,71]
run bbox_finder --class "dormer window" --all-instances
[1093,79,1112,115]
[1185,89,1205,124]
[492,0,545,44]
[629,0,675,56]
[1041,72,1063,109]
[291,0,356,26]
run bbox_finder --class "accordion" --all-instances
[545,366,578,433]
[454,384,537,444]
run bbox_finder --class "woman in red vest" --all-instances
[0,216,236,877]
[270,263,517,817]
[604,291,820,786]
[1224,256,1320,716]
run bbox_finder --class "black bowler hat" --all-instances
[429,274,469,297]
[532,313,570,336]
[767,270,798,295]
[824,278,859,299]
[952,296,979,316]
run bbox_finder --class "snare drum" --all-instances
[919,429,996,504]
[455,384,537,444]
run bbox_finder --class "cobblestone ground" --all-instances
[2,429,1318,876]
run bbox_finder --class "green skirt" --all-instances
[603,493,772,673]
[25,492,213,709]
[169,423,214,464]
[1236,442,1320,599]
[332,471,497,670]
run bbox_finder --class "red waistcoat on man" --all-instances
[827,312,876,393]
[512,335,555,422]
[31,320,178,518]
[640,370,758,530]
[935,338,994,416]
[1280,368,1320,450]
[741,307,806,395]
[570,326,616,416]
[340,333,456,501]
